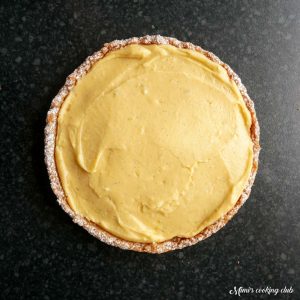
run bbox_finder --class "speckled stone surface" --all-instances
[0,0,299,299]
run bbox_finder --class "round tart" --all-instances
[45,35,260,253]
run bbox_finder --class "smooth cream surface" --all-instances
[55,44,253,243]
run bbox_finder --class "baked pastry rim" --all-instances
[45,35,260,253]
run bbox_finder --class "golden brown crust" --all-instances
[45,35,260,253]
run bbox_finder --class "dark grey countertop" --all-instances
[1,0,299,299]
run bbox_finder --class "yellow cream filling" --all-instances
[55,44,253,243]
